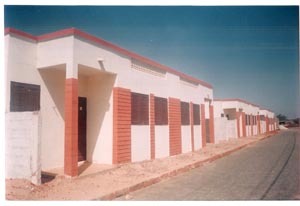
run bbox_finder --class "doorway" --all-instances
[206,119,210,143]
[78,97,87,161]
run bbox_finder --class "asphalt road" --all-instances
[117,129,300,200]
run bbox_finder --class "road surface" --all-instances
[117,129,300,200]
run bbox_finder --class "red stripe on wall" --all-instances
[201,104,206,147]
[64,78,78,177]
[169,97,182,156]
[236,111,240,138]
[113,87,131,164]
[150,94,155,159]
[190,102,194,152]
[209,105,215,144]
[242,112,246,137]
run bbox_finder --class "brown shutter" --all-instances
[131,92,149,125]
[193,103,200,125]
[154,97,168,125]
[181,101,190,125]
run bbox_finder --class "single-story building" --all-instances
[213,98,265,143]
[259,109,278,133]
[5,27,215,182]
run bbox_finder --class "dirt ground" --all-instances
[5,132,277,200]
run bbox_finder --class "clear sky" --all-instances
[4,5,299,118]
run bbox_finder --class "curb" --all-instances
[98,132,278,200]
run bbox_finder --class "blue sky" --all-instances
[4,6,299,118]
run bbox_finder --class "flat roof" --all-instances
[5,27,213,89]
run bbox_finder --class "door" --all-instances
[206,119,210,143]
[78,97,87,162]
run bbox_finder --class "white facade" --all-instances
[5,27,213,178]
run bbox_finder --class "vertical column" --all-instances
[257,115,261,135]
[149,94,155,159]
[113,87,131,164]
[201,104,206,147]
[250,115,254,136]
[209,105,215,144]
[242,112,246,137]
[236,111,240,138]
[168,97,182,156]
[64,78,78,177]
[190,102,194,152]
[266,116,270,134]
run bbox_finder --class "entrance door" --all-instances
[206,119,210,143]
[78,97,87,161]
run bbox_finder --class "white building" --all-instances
[213,99,276,143]
[5,28,215,182]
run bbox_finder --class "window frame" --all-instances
[10,81,40,112]
[131,92,149,125]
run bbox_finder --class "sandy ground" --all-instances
[5,132,277,200]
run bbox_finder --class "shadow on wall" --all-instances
[39,68,66,120]
[86,72,116,163]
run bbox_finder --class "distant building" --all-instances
[214,99,277,143]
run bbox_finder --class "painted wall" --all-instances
[6,31,213,169]
[5,112,41,184]
[214,117,227,143]
[5,34,67,170]
[155,126,169,158]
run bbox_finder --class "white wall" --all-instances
[86,73,115,164]
[214,117,227,143]
[131,126,151,162]
[5,34,67,170]
[193,125,202,150]
[5,112,41,185]
[226,120,237,139]
[181,126,192,153]
[155,126,169,158]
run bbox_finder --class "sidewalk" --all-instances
[6,131,278,200]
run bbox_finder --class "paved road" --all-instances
[117,129,300,200]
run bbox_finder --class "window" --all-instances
[181,101,190,125]
[246,115,249,125]
[260,115,265,121]
[154,97,168,125]
[131,92,149,125]
[10,81,40,112]
[193,104,200,125]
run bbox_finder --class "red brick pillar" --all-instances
[190,102,194,152]
[150,94,155,159]
[201,104,206,147]
[242,112,246,137]
[169,97,181,156]
[209,105,215,144]
[113,87,131,164]
[64,78,78,177]
[236,111,240,138]
[257,115,261,135]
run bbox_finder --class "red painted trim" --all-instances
[5,27,213,89]
[5,28,37,41]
